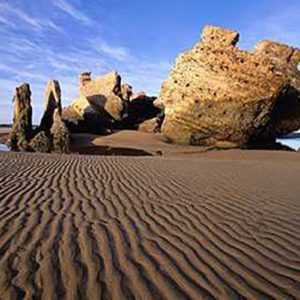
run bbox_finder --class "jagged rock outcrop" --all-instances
[158,25,300,147]
[63,72,163,133]
[9,83,33,151]
[9,81,70,154]
[51,109,70,153]
[255,41,300,137]
[63,71,125,133]
[39,80,62,133]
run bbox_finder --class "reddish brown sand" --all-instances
[0,149,300,299]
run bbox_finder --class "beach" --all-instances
[0,150,300,299]
[1,0,300,298]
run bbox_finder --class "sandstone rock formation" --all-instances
[9,81,70,154]
[63,72,163,133]
[121,84,133,102]
[138,117,162,133]
[255,41,300,137]
[29,131,51,153]
[51,109,70,153]
[9,83,33,151]
[120,93,161,130]
[39,80,62,133]
[158,25,300,147]
[79,71,124,120]
[63,71,125,133]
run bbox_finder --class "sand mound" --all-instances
[0,152,300,299]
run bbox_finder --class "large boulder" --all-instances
[158,25,300,147]
[79,71,124,120]
[63,71,125,133]
[9,83,33,151]
[39,80,62,133]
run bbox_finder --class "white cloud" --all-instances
[0,0,171,125]
[0,15,15,28]
[0,2,63,32]
[95,41,132,61]
[239,3,300,49]
[53,0,92,25]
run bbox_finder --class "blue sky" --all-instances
[0,0,299,124]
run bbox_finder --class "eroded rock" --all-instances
[255,41,300,137]
[9,83,33,151]
[51,109,70,154]
[120,93,161,130]
[78,71,124,120]
[138,117,162,133]
[158,25,300,147]
[39,80,62,133]
[29,131,51,153]
[121,84,133,102]
[63,71,163,133]
[63,71,125,133]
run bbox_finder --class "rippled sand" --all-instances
[0,151,300,299]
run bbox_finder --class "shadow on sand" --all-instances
[72,145,153,156]
[70,134,153,156]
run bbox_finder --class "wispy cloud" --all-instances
[53,0,92,25]
[0,62,49,82]
[0,1,170,123]
[0,2,63,32]
[239,3,300,49]
[91,39,132,61]
[0,15,16,28]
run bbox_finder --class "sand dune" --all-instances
[0,151,300,299]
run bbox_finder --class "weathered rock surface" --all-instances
[255,41,300,137]
[51,109,70,153]
[120,93,161,130]
[138,117,162,133]
[29,131,51,153]
[63,71,125,133]
[9,83,33,151]
[39,80,62,133]
[121,84,133,102]
[158,25,300,147]
[9,81,70,154]
[63,72,163,133]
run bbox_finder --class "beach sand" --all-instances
[0,149,300,299]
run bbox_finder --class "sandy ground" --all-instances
[70,131,214,156]
[0,150,300,299]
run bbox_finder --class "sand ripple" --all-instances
[0,152,300,299]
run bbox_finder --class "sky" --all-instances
[0,0,299,124]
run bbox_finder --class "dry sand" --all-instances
[70,131,214,156]
[0,150,300,299]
